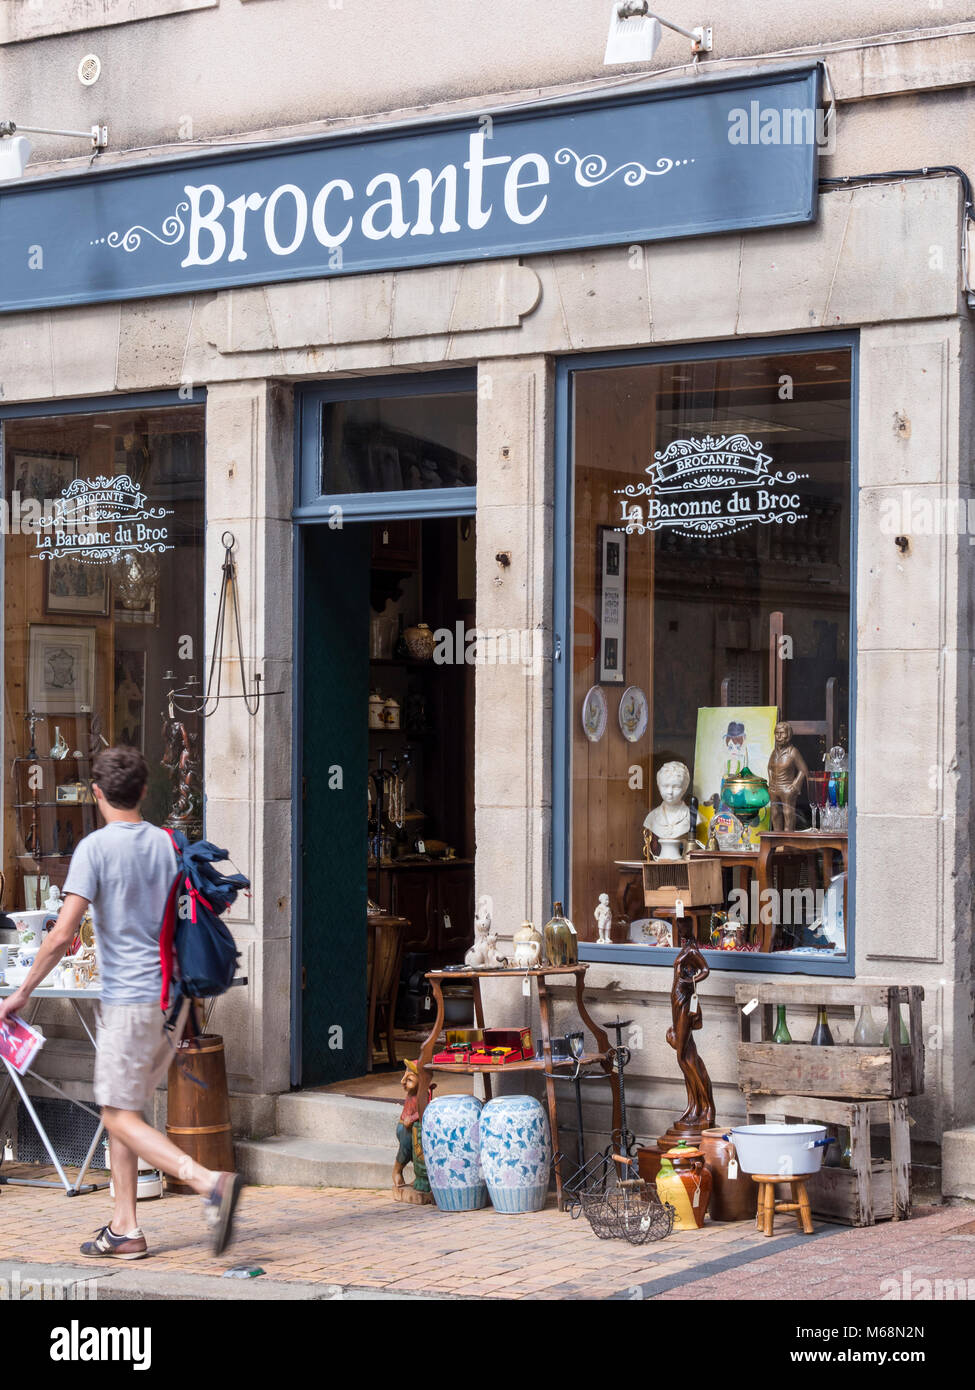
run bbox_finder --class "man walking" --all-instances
[0,745,243,1259]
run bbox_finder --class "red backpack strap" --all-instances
[159,829,182,1011]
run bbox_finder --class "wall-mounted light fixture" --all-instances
[0,120,108,181]
[604,1,712,66]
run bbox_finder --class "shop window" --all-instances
[565,346,852,963]
[319,391,476,496]
[1,404,205,913]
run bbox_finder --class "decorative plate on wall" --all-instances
[581,685,608,743]
[618,685,649,742]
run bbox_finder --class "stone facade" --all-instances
[2,10,973,1186]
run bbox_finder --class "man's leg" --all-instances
[107,1129,140,1236]
[102,1107,218,1197]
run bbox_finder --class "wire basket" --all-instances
[579,1157,675,1245]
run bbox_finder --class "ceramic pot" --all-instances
[420,1094,488,1211]
[700,1128,758,1222]
[512,920,543,969]
[655,1144,712,1230]
[479,1095,552,1213]
[404,622,435,661]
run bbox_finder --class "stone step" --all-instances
[235,1135,392,1189]
[275,1091,399,1149]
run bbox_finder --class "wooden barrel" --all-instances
[165,1033,234,1193]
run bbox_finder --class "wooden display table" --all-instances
[755,832,848,952]
[417,964,622,1210]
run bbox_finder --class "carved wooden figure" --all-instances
[392,1060,434,1205]
[658,939,716,1148]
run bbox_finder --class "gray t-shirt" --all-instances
[63,821,178,1005]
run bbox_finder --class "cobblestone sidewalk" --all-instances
[1,1166,971,1300]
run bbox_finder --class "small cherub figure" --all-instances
[594,893,612,944]
[392,1060,434,1205]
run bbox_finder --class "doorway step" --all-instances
[235,1092,396,1188]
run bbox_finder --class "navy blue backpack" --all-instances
[159,828,249,1031]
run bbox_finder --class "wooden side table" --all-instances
[416,964,622,1211]
[755,832,848,952]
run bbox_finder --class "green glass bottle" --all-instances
[543,901,578,967]
[773,1005,792,1044]
[810,1004,834,1046]
[883,1008,910,1046]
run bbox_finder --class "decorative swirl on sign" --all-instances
[107,202,189,253]
[555,148,675,187]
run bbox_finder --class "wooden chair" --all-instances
[366,913,407,1071]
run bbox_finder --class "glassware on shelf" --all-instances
[773,1005,792,1044]
[883,1007,910,1046]
[810,1004,834,1046]
[854,1005,884,1045]
[543,901,578,966]
[806,771,828,830]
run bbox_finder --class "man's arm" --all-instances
[0,894,89,1023]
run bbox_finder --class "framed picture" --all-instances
[9,451,77,507]
[45,557,111,617]
[596,525,626,684]
[27,625,96,715]
[692,705,779,845]
[114,648,147,751]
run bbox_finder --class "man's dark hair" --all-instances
[92,745,148,809]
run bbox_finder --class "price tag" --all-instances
[522,975,531,997]
[741,997,759,1015]
[692,1187,700,1208]
[424,995,432,1011]
[728,1158,739,1181]
[690,993,698,1012]
[675,898,685,918]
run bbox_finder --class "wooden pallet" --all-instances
[744,1092,911,1226]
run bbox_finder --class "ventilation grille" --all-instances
[78,54,101,86]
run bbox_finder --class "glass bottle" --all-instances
[394,613,409,660]
[810,1004,834,1046]
[883,1007,910,1046]
[772,1005,792,1044]
[854,1005,882,1045]
[543,901,578,966]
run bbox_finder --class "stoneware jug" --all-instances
[655,1143,712,1230]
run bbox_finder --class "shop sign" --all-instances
[0,66,821,313]
[31,475,174,563]
[615,434,808,539]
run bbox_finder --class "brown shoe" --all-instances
[80,1225,149,1260]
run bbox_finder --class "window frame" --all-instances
[552,332,859,977]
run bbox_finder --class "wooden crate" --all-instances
[643,857,722,909]
[745,1093,911,1226]
[735,983,924,1099]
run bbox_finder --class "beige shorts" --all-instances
[94,1001,188,1112]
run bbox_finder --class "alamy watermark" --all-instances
[727,103,835,154]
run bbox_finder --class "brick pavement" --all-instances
[1,1166,972,1299]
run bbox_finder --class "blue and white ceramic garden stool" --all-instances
[479,1095,552,1213]
[420,1093,488,1211]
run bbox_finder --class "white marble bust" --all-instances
[643,761,692,842]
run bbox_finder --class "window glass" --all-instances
[320,392,476,494]
[2,406,205,911]
[571,349,851,958]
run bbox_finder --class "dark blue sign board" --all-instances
[0,66,821,313]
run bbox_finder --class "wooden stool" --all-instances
[751,1175,815,1236]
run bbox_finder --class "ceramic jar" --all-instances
[700,1128,757,1222]
[512,920,543,969]
[368,691,386,730]
[479,1095,552,1213]
[420,1094,488,1211]
[655,1143,712,1230]
[404,622,436,661]
[382,697,401,730]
